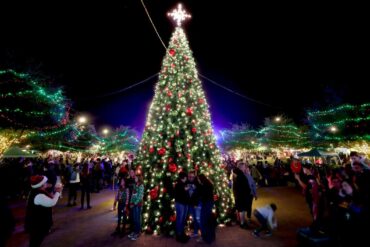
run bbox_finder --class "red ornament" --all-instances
[162,188,167,193]
[195,165,199,171]
[159,216,164,223]
[167,141,172,147]
[208,163,213,168]
[169,215,176,222]
[146,226,153,234]
[168,163,177,173]
[186,107,193,116]
[167,90,173,97]
[176,130,180,136]
[158,147,166,156]
[191,127,197,133]
[166,104,171,112]
[149,147,155,153]
[178,153,182,157]
[168,157,173,163]
[169,49,176,56]
[290,160,302,173]
[186,153,191,160]
[171,63,176,68]
[198,98,205,104]
[213,194,219,201]
[150,188,159,200]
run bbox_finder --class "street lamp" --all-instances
[275,117,281,122]
[78,116,87,124]
[330,126,337,133]
[102,128,109,135]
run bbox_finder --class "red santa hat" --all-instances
[30,175,48,189]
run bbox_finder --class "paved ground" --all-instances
[7,186,311,247]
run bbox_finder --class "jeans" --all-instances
[188,204,201,234]
[253,210,268,233]
[68,183,79,204]
[117,203,127,230]
[175,202,189,236]
[200,201,215,243]
[132,206,141,234]
[80,185,90,208]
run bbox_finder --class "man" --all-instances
[25,175,62,247]
[294,163,321,232]
[252,203,277,238]
[175,172,190,242]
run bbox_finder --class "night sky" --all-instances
[0,1,368,132]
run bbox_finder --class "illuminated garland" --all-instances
[308,103,370,143]
[0,69,69,129]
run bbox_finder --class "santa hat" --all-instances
[30,175,48,189]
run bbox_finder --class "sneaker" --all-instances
[128,232,135,238]
[264,231,272,237]
[252,230,260,238]
[240,224,248,229]
[130,234,139,241]
[196,238,205,244]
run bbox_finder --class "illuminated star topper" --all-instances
[167,3,191,26]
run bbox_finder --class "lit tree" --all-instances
[308,103,370,146]
[219,123,259,150]
[0,69,70,150]
[135,4,232,235]
[100,126,139,153]
[260,117,310,148]
[0,69,69,129]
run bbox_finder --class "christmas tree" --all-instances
[136,4,232,235]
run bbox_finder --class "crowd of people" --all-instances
[1,149,369,246]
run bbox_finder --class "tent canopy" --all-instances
[1,146,38,158]
[298,148,322,157]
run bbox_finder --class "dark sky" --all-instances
[0,1,368,132]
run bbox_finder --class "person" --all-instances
[80,163,92,209]
[232,163,251,228]
[243,164,258,224]
[128,175,144,241]
[111,178,130,237]
[0,195,15,247]
[294,163,321,233]
[25,175,62,247]
[187,170,201,238]
[197,174,216,244]
[252,203,277,238]
[67,163,80,207]
[174,171,190,243]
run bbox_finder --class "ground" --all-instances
[7,186,311,247]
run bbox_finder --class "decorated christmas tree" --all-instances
[135,4,232,235]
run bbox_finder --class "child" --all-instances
[128,175,144,241]
[252,203,277,237]
[111,179,130,237]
